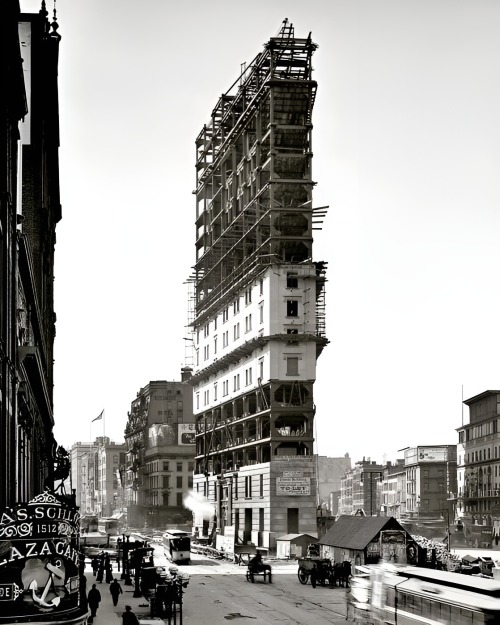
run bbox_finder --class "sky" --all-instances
[20,0,500,465]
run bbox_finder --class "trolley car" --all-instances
[349,565,500,624]
[162,530,191,564]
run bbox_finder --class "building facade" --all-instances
[191,21,328,552]
[1,1,62,507]
[317,454,352,515]
[457,390,500,548]
[404,445,457,520]
[124,374,194,529]
[339,459,384,517]
[380,459,406,519]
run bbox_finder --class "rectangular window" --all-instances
[260,474,264,497]
[176,492,183,506]
[203,390,209,405]
[259,279,264,295]
[162,475,170,488]
[245,288,252,305]
[196,393,200,409]
[259,507,264,531]
[223,330,228,348]
[287,273,298,288]
[222,380,229,396]
[176,476,183,488]
[245,476,252,498]
[245,368,253,386]
[259,302,264,324]
[287,300,299,317]
[245,314,252,333]
[259,358,264,381]
[204,323,210,338]
[213,336,217,354]
[214,383,218,401]
[286,356,299,376]
[177,462,183,472]
[233,298,240,315]
[233,323,240,340]
[204,345,209,360]
[214,317,217,331]
[233,374,240,392]
[222,307,229,323]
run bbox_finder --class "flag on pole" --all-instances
[92,410,104,422]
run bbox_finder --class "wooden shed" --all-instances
[276,533,318,559]
[319,515,416,566]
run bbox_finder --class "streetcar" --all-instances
[162,530,191,564]
[348,565,500,624]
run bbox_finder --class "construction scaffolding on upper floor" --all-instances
[194,19,327,322]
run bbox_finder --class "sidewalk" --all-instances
[83,560,156,624]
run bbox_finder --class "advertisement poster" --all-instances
[178,423,195,445]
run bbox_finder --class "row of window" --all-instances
[197,474,265,499]
[197,274,301,344]
[459,419,499,443]
[462,446,500,464]
[201,283,264,340]
[146,461,195,473]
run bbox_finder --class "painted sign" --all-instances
[0,490,84,621]
[178,423,195,445]
[417,447,448,463]
[276,476,311,496]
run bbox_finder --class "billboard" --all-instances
[417,447,448,463]
[178,423,195,445]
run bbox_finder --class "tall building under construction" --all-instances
[191,20,328,552]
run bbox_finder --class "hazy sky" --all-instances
[20,0,500,464]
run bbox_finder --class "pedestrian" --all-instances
[105,553,114,583]
[87,583,101,622]
[110,578,123,607]
[122,604,140,625]
[91,556,99,577]
[96,552,105,583]
[310,562,318,589]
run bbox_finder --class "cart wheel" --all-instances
[297,567,309,585]
[246,570,254,583]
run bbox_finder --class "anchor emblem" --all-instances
[28,560,64,609]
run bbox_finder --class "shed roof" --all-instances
[320,515,405,550]
[276,533,318,542]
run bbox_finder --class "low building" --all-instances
[276,533,318,559]
[319,515,416,566]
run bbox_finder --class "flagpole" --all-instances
[103,409,106,440]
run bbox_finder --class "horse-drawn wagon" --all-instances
[297,558,333,586]
[297,557,352,587]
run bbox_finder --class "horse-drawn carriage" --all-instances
[297,558,351,587]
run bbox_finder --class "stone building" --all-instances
[1,0,62,507]
[124,373,194,529]
[457,390,500,548]
[190,20,328,553]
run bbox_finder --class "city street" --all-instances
[84,549,352,625]
[152,549,350,624]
